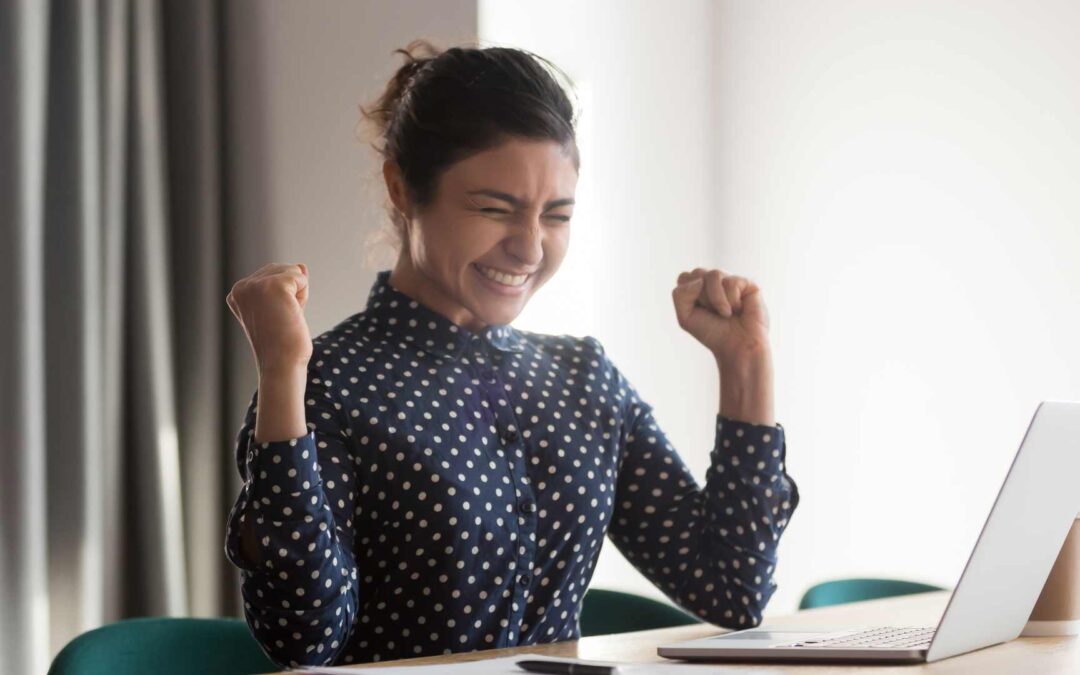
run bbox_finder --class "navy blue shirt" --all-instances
[225,269,799,668]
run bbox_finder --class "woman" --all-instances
[224,40,799,668]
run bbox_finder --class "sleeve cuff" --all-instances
[244,431,321,500]
[715,414,788,476]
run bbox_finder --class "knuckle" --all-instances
[229,280,248,300]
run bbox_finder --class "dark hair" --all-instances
[360,39,580,240]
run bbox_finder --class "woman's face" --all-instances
[386,136,578,332]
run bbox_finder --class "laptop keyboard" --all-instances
[781,626,935,650]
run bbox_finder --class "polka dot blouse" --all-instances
[224,269,800,668]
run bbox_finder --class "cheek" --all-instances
[543,228,571,268]
[465,231,510,270]
[417,215,492,267]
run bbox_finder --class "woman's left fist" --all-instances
[671,267,771,365]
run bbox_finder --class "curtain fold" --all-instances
[98,0,130,626]
[162,0,231,620]
[1,1,51,673]
[1,0,240,670]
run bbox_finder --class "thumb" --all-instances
[672,277,704,327]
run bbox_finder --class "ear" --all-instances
[382,159,412,221]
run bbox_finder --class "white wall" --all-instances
[714,0,1080,613]
[485,0,1080,618]
[480,0,723,606]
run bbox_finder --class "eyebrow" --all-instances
[466,189,575,210]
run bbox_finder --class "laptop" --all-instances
[658,400,1080,664]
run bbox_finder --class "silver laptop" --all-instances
[658,400,1080,664]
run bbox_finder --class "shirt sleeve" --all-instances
[591,336,800,630]
[223,362,360,668]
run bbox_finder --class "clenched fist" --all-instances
[226,263,313,376]
[671,267,771,367]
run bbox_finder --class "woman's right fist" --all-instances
[226,263,313,375]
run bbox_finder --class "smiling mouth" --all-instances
[473,262,531,287]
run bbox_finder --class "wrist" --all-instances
[258,363,308,388]
[714,343,772,377]
[716,348,775,426]
[254,367,309,443]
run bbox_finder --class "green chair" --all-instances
[798,578,946,610]
[48,617,278,675]
[580,588,701,637]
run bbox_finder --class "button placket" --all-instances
[483,365,535,646]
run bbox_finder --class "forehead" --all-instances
[440,137,578,199]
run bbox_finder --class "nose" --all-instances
[504,219,544,268]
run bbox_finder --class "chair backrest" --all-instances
[48,617,279,675]
[798,577,946,610]
[580,588,700,637]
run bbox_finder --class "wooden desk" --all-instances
[273,591,1080,672]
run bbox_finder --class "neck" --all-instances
[389,255,486,333]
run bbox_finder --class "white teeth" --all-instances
[476,264,528,287]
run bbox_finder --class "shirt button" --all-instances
[501,428,519,444]
[518,573,531,587]
[481,368,497,383]
[520,500,536,514]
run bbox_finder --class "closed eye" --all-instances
[480,207,571,222]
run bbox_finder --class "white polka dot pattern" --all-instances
[223,270,800,668]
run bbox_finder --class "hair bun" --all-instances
[361,39,442,139]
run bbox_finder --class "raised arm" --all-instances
[603,267,799,627]
[223,263,360,667]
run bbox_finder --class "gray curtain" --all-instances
[0,1,243,671]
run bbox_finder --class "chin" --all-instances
[480,304,524,327]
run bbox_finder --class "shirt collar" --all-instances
[361,269,527,361]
